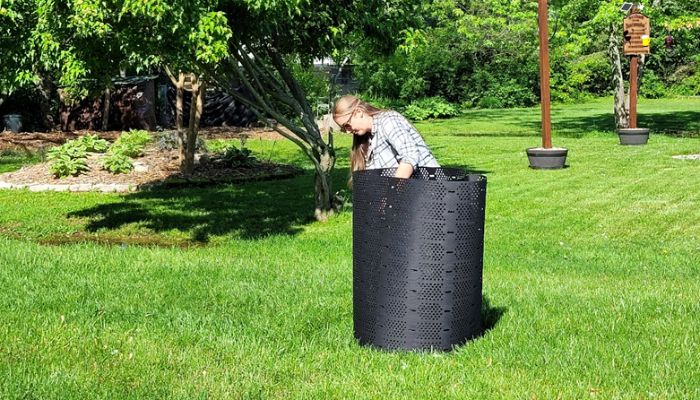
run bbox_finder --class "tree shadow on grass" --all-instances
[520,110,700,138]
[65,156,491,247]
[67,168,351,245]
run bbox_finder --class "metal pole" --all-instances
[629,55,638,128]
[538,0,552,149]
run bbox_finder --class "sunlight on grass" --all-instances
[1,98,699,398]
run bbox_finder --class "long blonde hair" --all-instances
[333,95,384,187]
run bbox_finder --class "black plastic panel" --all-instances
[352,167,487,351]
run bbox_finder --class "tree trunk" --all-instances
[102,87,111,131]
[175,72,186,163]
[183,75,204,176]
[608,24,629,129]
[37,75,56,131]
[207,47,339,220]
[313,143,336,221]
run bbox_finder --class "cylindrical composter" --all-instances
[353,167,487,351]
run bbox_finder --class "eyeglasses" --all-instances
[339,109,356,132]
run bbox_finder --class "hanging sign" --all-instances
[624,13,651,55]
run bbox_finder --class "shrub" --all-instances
[47,140,90,178]
[639,70,667,99]
[155,131,179,151]
[100,152,134,174]
[219,145,258,168]
[478,81,538,108]
[670,70,700,96]
[155,131,208,152]
[77,134,109,153]
[110,130,151,158]
[403,97,459,121]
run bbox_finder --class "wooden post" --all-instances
[538,0,552,149]
[629,55,638,128]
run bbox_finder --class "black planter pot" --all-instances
[617,128,649,145]
[2,114,22,133]
[526,147,568,169]
[352,167,487,351]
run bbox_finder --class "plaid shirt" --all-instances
[366,111,440,169]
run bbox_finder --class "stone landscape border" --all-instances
[0,182,137,192]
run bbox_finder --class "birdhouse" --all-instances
[623,12,651,55]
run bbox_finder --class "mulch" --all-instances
[0,127,302,189]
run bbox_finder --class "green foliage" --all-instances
[218,145,258,168]
[640,70,668,98]
[77,134,110,153]
[155,131,207,152]
[109,130,151,158]
[670,69,700,95]
[352,0,700,109]
[155,131,180,151]
[189,12,232,64]
[403,97,460,120]
[100,152,134,174]
[478,81,538,109]
[290,62,332,116]
[46,140,90,178]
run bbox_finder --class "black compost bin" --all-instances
[352,167,487,351]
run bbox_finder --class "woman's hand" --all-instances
[394,162,414,179]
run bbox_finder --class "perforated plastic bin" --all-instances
[352,167,487,351]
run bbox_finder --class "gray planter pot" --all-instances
[526,147,568,169]
[618,128,649,145]
[2,114,23,133]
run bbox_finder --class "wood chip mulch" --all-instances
[0,126,303,189]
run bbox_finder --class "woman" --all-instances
[332,95,439,182]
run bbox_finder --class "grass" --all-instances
[0,149,40,173]
[1,97,700,398]
[414,96,700,138]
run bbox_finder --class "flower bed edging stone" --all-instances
[0,181,137,192]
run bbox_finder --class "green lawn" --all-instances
[1,97,699,398]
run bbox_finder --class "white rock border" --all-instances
[0,181,137,192]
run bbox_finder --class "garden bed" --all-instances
[0,127,302,192]
[0,126,287,152]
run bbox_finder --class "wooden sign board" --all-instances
[624,13,651,55]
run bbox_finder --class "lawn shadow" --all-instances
[479,294,506,336]
[67,168,351,244]
[440,162,491,176]
[535,110,700,138]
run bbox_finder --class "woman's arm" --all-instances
[382,113,420,178]
[395,162,414,179]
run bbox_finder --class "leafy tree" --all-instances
[0,0,34,105]
[10,0,421,219]
[204,0,424,219]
